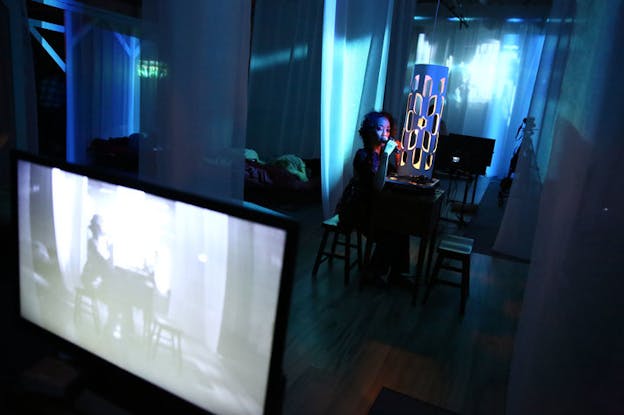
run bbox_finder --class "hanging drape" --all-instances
[247,0,416,217]
[1,0,39,168]
[492,4,570,261]
[321,0,394,219]
[492,133,542,260]
[525,10,574,181]
[410,10,546,178]
[382,1,420,128]
[506,1,624,413]
[140,0,250,200]
[246,0,324,161]
[65,11,140,165]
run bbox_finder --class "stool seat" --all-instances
[422,234,474,315]
[438,236,473,256]
[311,214,362,285]
[323,214,341,228]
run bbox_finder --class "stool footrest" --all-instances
[440,264,464,273]
[435,279,461,288]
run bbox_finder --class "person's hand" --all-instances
[394,138,404,152]
[383,139,397,155]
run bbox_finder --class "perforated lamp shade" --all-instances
[397,64,449,178]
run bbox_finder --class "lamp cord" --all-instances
[430,0,441,64]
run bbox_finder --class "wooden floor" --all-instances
[276,200,529,415]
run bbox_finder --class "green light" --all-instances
[137,60,168,79]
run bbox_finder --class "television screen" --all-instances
[11,151,298,415]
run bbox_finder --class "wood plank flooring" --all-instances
[277,201,529,415]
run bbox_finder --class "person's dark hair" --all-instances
[358,111,394,146]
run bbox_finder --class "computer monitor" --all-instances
[11,150,299,415]
[434,133,495,176]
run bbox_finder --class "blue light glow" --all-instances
[249,44,309,71]
[65,10,75,161]
[29,18,65,33]
[28,26,66,72]
[28,18,66,71]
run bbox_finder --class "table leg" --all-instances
[412,236,428,303]
[360,237,374,288]
[425,231,438,284]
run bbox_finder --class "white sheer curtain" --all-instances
[382,1,420,124]
[506,1,624,413]
[52,168,88,288]
[140,0,250,200]
[246,0,324,160]
[492,132,542,260]
[524,9,574,182]
[321,0,394,219]
[65,10,140,164]
[247,0,416,217]
[410,10,546,178]
[493,0,572,261]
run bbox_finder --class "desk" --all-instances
[365,188,444,301]
[98,267,155,339]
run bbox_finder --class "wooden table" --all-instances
[365,188,445,302]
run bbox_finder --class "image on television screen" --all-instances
[15,155,295,415]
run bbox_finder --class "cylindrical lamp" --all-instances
[397,64,449,178]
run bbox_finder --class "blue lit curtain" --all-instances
[321,0,394,219]
[246,0,324,160]
[247,0,417,215]
[1,0,39,171]
[140,0,249,200]
[492,9,569,261]
[524,13,573,180]
[382,0,420,129]
[506,1,624,413]
[411,13,546,178]
[65,11,140,164]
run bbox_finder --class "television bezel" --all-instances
[10,149,299,415]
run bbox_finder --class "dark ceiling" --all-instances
[418,0,553,21]
[29,0,552,20]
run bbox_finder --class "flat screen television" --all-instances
[10,150,299,415]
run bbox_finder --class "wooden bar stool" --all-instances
[422,234,474,315]
[311,214,362,286]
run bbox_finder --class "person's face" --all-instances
[375,117,391,143]
[91,216,106,236]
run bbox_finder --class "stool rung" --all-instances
[436,279,461,288]
[441,264,465,273]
